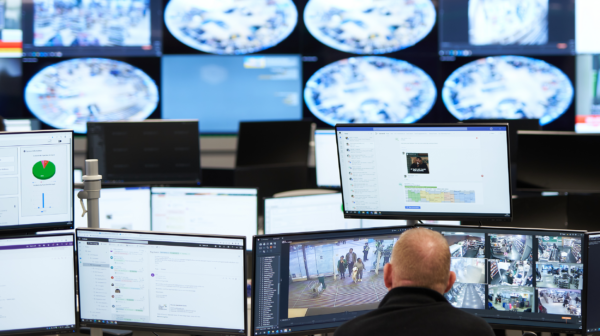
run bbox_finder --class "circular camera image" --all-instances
[304,0,436,54]
[304,56,437,126]
[442,56,574,125]
[24,58,159,134]
[164,0,298,55]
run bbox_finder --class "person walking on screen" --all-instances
[334,228,495,336]
[409,156,429,174]
[363,242,370,261]
[346,248,357,278]
[338,256,347,279]
[355,258,365,282]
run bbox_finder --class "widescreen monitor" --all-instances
[264,193,407,235]
[438,0,575,56]
[0,130,74,232]
[314,129,340,188]
[77,228,246,335]
[162,55,303,133]
[21,0,162,57]
[87,120,200,184]
[74,187,151,231]
[335,124,512,221]
[0,234,76,336]
[151,187,257,250]
[516,131,600,192]
[585,232,600,334]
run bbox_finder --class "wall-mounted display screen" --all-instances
[438,0,575,56]
[21,0,163,57]
[575,54,600,133]
[0,0,22,57]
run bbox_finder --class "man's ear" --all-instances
[444,271,457,294]
[384,263,394,290]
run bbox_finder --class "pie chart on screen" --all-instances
[33,160,56,180]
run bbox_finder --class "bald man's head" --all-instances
[383,228,455,294]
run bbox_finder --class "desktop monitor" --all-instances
[314,129,340,188]
[584,232,600,334]
[87,120,201,184]
[420,224,585,333]
[335,124,512,221]
[438,0,575,56]
[162,55,303,134]
[74,187,151,231]
[0,233,76,336]
[516,131,600,192]
[76,228,246,335]
[151,187,257,250]
[0,130,74,233]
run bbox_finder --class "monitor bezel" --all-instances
[86,120,202,186]
[314,128,342,189]
[583,232,599,335]
[334,123,513,221]
[0,129,75,234]
[149,186,259,250]
[75,227,248,335]
[0,232,77,336]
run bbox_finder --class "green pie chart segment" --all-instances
[32,160,56,180]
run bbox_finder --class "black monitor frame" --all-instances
[0,232,77,336]
[583,232,599,335]
[0,129,75,234]
[334,123,513,222]
[76,228,247,335]
[86,120,201,186]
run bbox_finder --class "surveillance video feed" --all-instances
[33,0,151,48]
[468,0,548,46]
[0,0,22,57]
[488,286,535,312]
[489,234,533,261]
[445,283,486,309]
[452,258,486,284]
[303,0,436,54]
[537,235,582,263]
[304,56,436,126]
[538,289,581,315]
[288,235,398,318]
[444,232,485,258]
[488,260,534,286]
[164,0,298,55]
[575,55,600,133]
[24,58,159,134]
[536,263,583,290]
[442,56,574,125]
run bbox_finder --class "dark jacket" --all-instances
[333,287,495,336]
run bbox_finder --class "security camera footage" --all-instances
[438,0,575,56]
[21,0,163,57]
[254,226,585,335]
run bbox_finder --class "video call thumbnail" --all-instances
[287,234,398,319]
[488,285,534,312]
[406,153,429,174]
[489,234,533,261]
[537,235,582,264]
[538,289,581,315]
[445,283,486,309]
[488,259,534,287]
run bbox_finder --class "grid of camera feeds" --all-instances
[442,229,583,318]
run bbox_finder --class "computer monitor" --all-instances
[162,55,303,134]
[236,121,312,168]
[77,228,246,335]
[420,224,585,333]
[252,225,411,335]
[576,55,600,133]
[576,0,600,54]
[516,131,600,192]
[438,0,575,56]
[74,187,151,231]
[335,124,512,221]
[584,232,600,334]
[0,233,76,336]
[87,120,201,184]
[21,0,162,57]
[151,187,257,250]
[0,130,74,232]
[315,129,340,188]
[3,119,41,132]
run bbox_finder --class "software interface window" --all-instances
[74,187,151,231]
[77,230,246,334]
[314,130,340,188]
[586,233,600,333]
[151,187,257,250]
[162,55,302,133]
[336,126,511,218]
[0,131,73,228]
[254,226,584,335]
[0,234,75,334]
